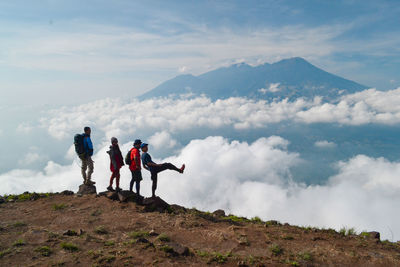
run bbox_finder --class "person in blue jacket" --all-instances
[81,126,95,185]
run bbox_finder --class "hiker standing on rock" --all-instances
[129,139,143,196]
[107,137,124,192]
[80,126,95,185]
[140,143,185,198]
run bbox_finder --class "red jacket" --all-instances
[129,148,141,171]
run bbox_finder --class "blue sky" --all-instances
[1,0,399,105]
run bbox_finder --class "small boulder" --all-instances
[29,193,40,201]
[61,190,74,196]
[366,231,380,240]
[166,242,190,256]
[77,184,97,195]
[63,230,78,236]
[143,197,170,212]
[136,238,149,244]
[212,209,225,217]
[149,230,159,236]
[169,204,187,214]
[117,190,142,203]
[104,191,119,200]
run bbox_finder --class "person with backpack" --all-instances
[140,143,185,198]
[106,137,124,192]
[78,126,95,185]
[129,139,143,196]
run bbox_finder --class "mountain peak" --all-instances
[139,57,368,100]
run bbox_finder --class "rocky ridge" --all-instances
[1,188,400,266]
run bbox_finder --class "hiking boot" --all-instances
[107,186,114,192]
[86,180,96,185]
[179,164,185,173]
[115,187,121,192]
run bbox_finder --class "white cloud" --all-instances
[148,131,178,150]
[314,140,337,148]
[158,143,400,241]
[39,88,400,142]
[16,123,33,134]
[259,83,281,94]
[268,83,281,93]
[0,21,351,76]
[178,66,189,73]
[18,152,41,165]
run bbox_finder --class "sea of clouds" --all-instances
[2,87,400,240]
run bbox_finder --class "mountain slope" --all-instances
[1,192,399,266]
[139,57,368,101]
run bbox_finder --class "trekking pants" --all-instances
[81,156,94,181]
[150,163,181,180]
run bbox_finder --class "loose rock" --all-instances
[77,184,97,195]
[212,209,226,217]
[143,197,170,212]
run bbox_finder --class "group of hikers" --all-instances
[76,126,185,198]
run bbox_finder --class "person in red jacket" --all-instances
[106,137,124,192]
[129,139,142,196]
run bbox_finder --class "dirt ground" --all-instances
[1,193,400,266]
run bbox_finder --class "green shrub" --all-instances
[104,241,115,246]
[269,244,283,256]
[52,203,67,211]
[98,255,116,263]
[12,221,27,227]
[360,231,370,238]
[94,226,108,235]
[0,248,12,258]
[160,245,174,253]
[197,250,210,257]
[340,227,357,236]
[221,215,249,223]
[129,230,149,239]
[157,233,170,242]
[299,251,313,261]
[251,216,263,223]
[60,242,79,252]
[35,246,52,256]
[211,252,230,263]
[13,239,26,247]
[265,220,280,226]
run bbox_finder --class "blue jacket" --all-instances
[83,134,93,157]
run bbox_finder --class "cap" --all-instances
[133,139,142,146]
[140,143,148,148]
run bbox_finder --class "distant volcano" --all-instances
[139,57,368,101]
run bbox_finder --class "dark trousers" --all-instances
[130,170,142,195]
[150,163,180,197]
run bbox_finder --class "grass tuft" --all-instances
[94,226,108,235]
[160,245,174,253]
[0,248,12,258]
[251,216,263,223]
[157,233,170,242]
[129,230,149,239]
[12,221,27,227]
[299,251,313,261]
[104,240,115,246]
[60,242,79,252]
[52,203,67,211]
[269,244,283,256]
[12,239,26,247]
[35,246,52,256]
